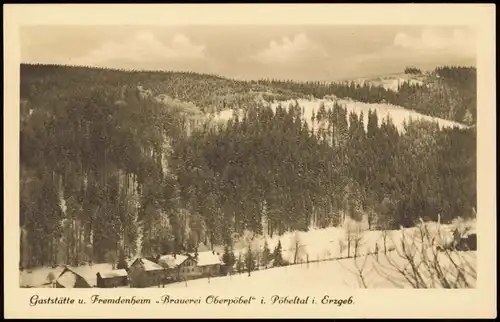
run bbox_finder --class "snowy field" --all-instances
[212,97,467,134]
[161,250,476,290]
[212,218,474,264]
[20,218,476,289]
[164,219,477,290]
[351,74,426,92]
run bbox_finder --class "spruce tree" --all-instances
[261,241,271,269]
[236,253,244,274]
[117,248,128,270]
[272,240,284,267]
[222,244,235,274]
[244,245,256,276]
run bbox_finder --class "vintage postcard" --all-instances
[3,4,496,319]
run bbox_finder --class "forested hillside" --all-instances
[173,104,476,243]
[19,64,476,270]
[20,64,303,115]
[258,66,477,125]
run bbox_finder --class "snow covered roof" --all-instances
[56,266,90,288]
[98,269,128,278]
[140,258,165,271]
[67,267,89,277]
[56,269,78,288]
[158,254,189,268]
[158,252,221,267]
[195,251,222,267]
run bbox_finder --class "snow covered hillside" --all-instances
[279,98,467,132]
[20,218,476,288]
[349,73,426,92]
[165,219,477,290]
[163,249,476,290]
[212,218,474,264]
[211,97,468,133]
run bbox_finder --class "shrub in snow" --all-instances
[46,272,56,288]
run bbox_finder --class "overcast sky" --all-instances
[20,25,476,81]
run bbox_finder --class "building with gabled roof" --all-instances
[158,251,223,282]
[55,266,92,288]
[128,258,166,288]
[193,251,222,277]
[158,254,189,269]
[196,251,222,267]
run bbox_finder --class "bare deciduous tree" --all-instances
[339,240,346,258]
[342,221,477,289]
[345,220,364,258]
[291,232,304,264]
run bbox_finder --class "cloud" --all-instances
[393,28,476,55]
[343,27,476,73]
[72,32,206,67]
[246,33,329,64]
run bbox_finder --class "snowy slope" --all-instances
[164,220,476,290]
[285,98,467,132]
[206,217,471,269]
[350,73,426,92]
[162,249,476,290]
[20,219,475,288]
[210,98,467,133]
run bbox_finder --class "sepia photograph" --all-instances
[4,4,496,319]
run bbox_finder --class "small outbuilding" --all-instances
[96,269,129,288]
